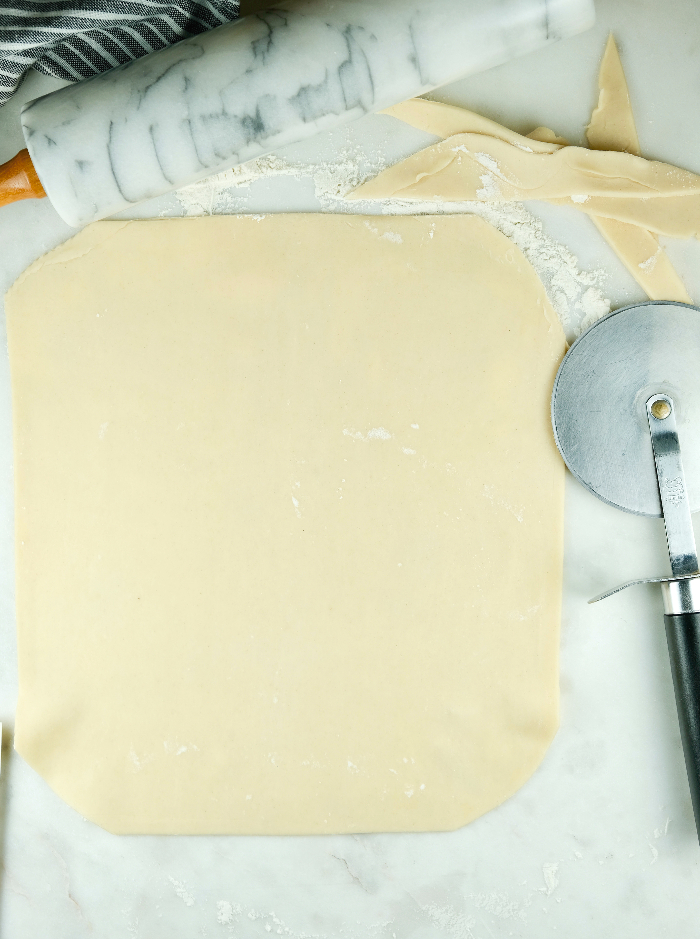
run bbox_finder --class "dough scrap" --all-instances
[585,35,690,303]
[368,41,693,305]
[589,215,690,302]
[382,99,558,153]
[544,192,700,239]
[350,131,700,203]
[7,214,565,835]
[587,34,640,156]
[527,127,570,146]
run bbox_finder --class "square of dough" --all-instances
[6,214,565,834]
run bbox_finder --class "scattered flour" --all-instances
[420,902,478,938]
[367,426,392,440]
[343,426,392,442]
[174,146,609,338]
[174,148,381,215]
[128,746,155,772]
[474,151,502,174]
[168,877,195,907]
[639,248,660,272]
[476,172,502,200]
[470,892,527,919]
[483,483,525,524]
[469,201,609,335]
[217,900,237,924]
[163,739,198,756]
[577,285,609,333]
[540,862,560,896]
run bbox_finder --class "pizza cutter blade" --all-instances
[552,300,700,840]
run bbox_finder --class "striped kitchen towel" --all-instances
[0,0,240,106]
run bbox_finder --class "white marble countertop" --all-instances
[2,0,700,935]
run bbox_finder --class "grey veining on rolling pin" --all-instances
[21,0,594,227]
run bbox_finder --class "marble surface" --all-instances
[20,0,593,226]
[3,0,700,934]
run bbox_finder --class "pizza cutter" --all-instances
[552,300,700,840]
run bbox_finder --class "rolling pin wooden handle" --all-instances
[0,149,46,208]
[665,611,700,842]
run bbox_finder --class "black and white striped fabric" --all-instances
[0,0,240,106]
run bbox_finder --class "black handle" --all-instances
[664,612,700,840]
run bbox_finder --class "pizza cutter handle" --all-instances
[664,611,700,841]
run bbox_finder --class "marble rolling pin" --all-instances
[0,0,594,227]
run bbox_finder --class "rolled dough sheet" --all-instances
[7,214,566,835]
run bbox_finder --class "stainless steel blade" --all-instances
[552,301,700,517]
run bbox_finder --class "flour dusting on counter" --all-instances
[174,149,381,214]
[168,876,195,907]
[174,150,609,337]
